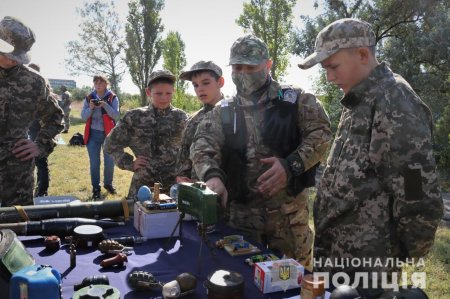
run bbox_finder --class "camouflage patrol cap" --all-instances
[147,69,176,87]
[229,35,269,65]
[179,60,223,81]
[0,16,35,64]
[298,18,376,69]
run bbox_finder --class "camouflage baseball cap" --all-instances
[147,69,176,86]
[179,60,222,81]
[298,18,376,69]
[229,35,269,65]
[0,16,35,64]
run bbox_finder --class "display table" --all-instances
[20,218,303,299]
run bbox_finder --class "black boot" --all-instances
[104,184,117,195]
[92,187,101,200]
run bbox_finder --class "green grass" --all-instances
[46,103,450,298]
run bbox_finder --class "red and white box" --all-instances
[253,258,304,294]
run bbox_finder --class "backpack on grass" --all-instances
[69,132,85,146]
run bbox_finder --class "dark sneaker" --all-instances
[93,187,101,200]
[62,129,69,133]
[104,184,117,195]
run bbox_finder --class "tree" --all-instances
[291,0,449,152]
[236,0,296,80]
[125,0,165,106]
[65,0,126,93]
[162,31,187,105]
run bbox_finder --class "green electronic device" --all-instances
[177,182,219,225]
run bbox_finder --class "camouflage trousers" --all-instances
[228,190,313,269]
[63,109,71,131]
[0,156,34,207]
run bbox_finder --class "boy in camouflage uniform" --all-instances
[176,61,224,183]
[60,85,72,133]
[104,70,188,199]
[191,35,332,268]
[0,16,64,206]
[299,18,443,296]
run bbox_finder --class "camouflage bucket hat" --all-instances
[147,69,176,86]
[298,18,376,70]
[229,35,269,65]
[0,16,35,64]
[179,60,223,81]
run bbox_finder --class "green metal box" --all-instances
[177,182,218,225]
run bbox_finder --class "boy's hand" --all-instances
[205,177,228,208]
[12,139,41,161]
[133,155,150,171]
[257,157,288,197]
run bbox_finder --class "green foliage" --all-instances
[162,31,187,96]
[315,71,343,134]
[68,86,92,102]
[119,93,143,113]
[65,0,126,93]
[236,0,296,80]
[172,92,202,113]
[125,0,165,106]
[435,104,450,173]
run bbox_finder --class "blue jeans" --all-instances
[86,129,114,189]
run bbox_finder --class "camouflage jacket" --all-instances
[176,104,215,180]
[190,79,332,201]
[314,63,443,274]
[104,104,188,196]
[0,65,64,159]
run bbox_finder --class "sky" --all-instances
[2,0,321,96]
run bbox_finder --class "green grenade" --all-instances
[127,271,161,290]
[98,240,124,254]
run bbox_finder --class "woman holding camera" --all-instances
[81,74,120,200]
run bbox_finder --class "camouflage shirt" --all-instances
[176,104,215,180]
[314,62,443,274]
[0,64,64,159]
[104,104,188,198]
[191,79,332,201]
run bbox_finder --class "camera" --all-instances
[91,98,102,106]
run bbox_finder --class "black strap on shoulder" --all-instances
[220,99,249,203]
